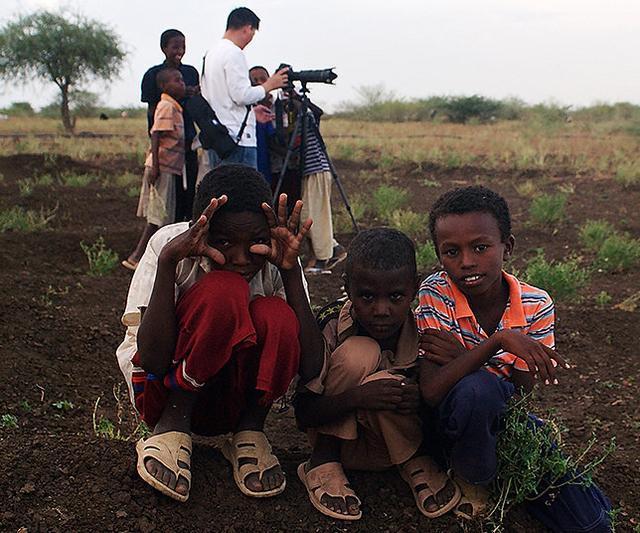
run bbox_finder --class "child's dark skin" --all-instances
[419,211,569,406]
[137,193,314,498]
[296,266,455,517]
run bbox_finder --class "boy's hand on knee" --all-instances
[419,329,466,365]
[497,330,569,385]
[160,196,228,265]
[254,193,312,270]
[354,379,404,411]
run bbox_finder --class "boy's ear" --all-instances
[504,234,516,258]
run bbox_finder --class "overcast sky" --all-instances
[2,0,639,112]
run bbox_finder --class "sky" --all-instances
[1,0,640,112]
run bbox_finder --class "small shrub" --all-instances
[373,184,408,220]
[579,220,616,251]
[333,194,367,234]
[60,173,95,187]
[614,162,640,188]
[514,180,538,198]
[529,193,567,226]
[114,172,139,188]
[596,234,640,272]
[416,242,439,271]
[80,236,119,276]
[594,291,612,308]
[524,251,589,302]
[92,385,151,441]
[127,185,140,198]
[0,205,57,232]
[0,414,18,429]
[389,209,427,240]
[35,174,54,187]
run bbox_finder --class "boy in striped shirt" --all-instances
[416,186,611,531]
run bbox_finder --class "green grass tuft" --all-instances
[416,242,439,272]
[529,193,567,226]
[389,209,427,240]
[579,220,616,251]
[372,184,408,221]
[524,251,589,302]
[596,234,640,272]
[80,236,119,276]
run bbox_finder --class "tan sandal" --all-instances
[136,431,192,502]
[400,456,461,518]
[453,477,489,519]
[297,461,362,521]
[221,430,286,498]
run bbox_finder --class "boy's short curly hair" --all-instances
[345,227,416,278]
[160,29,184,50]
[156,67,180,88]
[192,165,272,220]
[429,186,512,246]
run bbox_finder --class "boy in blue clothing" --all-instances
[141,29,200,222]
[416,186,611,531]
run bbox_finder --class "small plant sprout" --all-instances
[18,178,34,196]
[529,193,567,227]
[59,173,95,187]
[594,291,613,308]
[579,220,616,251]
[614,162,640,188]
[92,384,150,441]
[52,400,74,411]
[0,204,58,232]
[389,209,427,240]
[0,414,18,429]
[514,180,538,198]
[80,236,119,276]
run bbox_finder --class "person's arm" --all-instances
[137,197,228,376]
[148,131,160,185]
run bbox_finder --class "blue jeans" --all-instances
[432,370,611,532]
[207,145,257,170]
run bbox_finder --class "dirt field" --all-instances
[1,148,639,532]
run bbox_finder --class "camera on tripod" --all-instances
[277,63,337,90]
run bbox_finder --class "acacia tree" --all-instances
[0,11,126,132]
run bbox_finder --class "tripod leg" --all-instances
[272,109,303,203]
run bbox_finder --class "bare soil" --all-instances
[0,153,638,532]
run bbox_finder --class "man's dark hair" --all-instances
[160,29,184,50]
[193,164,272,221]
[429,186,512,247]
[345,228,416,278]
[249,65,269,75]
[156,67,180,88]
[227,7,260,30]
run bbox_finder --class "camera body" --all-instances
[277,63,337,90]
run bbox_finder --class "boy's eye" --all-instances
[390,293,405,303]
[443,249,458,257]
[359,293,374,302]
[253,237,270,245]
[474,244,488,252]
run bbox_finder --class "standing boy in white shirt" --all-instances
[201,7,288,169]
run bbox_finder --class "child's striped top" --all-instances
[415,271,555,380]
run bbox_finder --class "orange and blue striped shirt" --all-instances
[415,271,555,380]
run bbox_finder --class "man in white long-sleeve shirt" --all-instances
[201,7,288,169]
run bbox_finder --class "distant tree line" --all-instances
[335,84,640,126]
[0,96,146,120]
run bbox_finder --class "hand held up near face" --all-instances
[251,193,312,270]
[159,196,228,266]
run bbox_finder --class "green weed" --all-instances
[92,384,151,441]
[524,251,589,302]
[19,400,32,412]
[18,178,34,196]
[529,193,567,226]
[389,209,427,240]
[594,291,612,308]
[614,162,640,187]
[596,234,640,272]
[51,400,74,411]
[0,205,57,232]
[126,185,140,198]
[514,180,539,198]
[416,242,439,272]
[333,194,367,234]
[372,184,408,220]
[35,174,54,186]
[80,236,119,276]
[60,173,95,187]
[579,220,616,251]
[0,414,18,429]
[113,171,139,188]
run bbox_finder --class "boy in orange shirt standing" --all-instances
[124,68,186,270]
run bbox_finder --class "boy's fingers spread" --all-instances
[277,194,288,225]
[249,244,271,256]
[296,218,313,241]
[544,345,567,368]
[205,247,226,265]
[261,203,278,227]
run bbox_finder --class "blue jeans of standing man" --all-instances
[207,145,257,170]
[432,369,611,532]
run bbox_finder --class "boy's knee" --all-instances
[249,296,299,336]
[329,336,381,381]
[188,271,249,307]
[445,370,513,419]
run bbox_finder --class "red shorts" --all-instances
[132,271,300,436]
